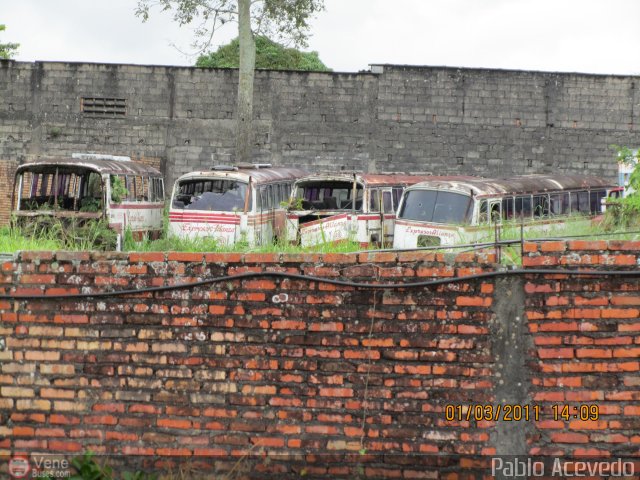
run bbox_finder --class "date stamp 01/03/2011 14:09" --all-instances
[444,404,601,422]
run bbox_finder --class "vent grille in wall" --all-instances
[81,97,127,116]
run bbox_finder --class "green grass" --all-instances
[0,226,62,252]
[464,217,640,265]
[4,211,640,259]
[127,234,364,254]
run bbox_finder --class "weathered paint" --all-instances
[168,165,307,246]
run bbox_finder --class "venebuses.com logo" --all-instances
[8,456,70,479]
[8,457,31,479]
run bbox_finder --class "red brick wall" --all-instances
[524,240,640,460]
[0,242,639,476]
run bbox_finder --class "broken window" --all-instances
[173,179,248,212]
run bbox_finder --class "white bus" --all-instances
[168,164,307,246]
[12,154,165,248]
[393,174,620,248]
[286,172,442,247]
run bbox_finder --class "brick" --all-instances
[19,274,56,284]
[318,388,353,398]
[129,252,165,262]
[522,255,559,267]
[167,252,204,262]
[455,296,491,307]
[243,253,279,263]
[16,399,51,411]
[550,432,589,443]
[602,308,639,318]
[1,387,35,397]
[567,240,607,250]
[158,418,192,429]
[568,419,607,430]
[540,241,566,252]
[271,320,306,330]
[575,348,612,358]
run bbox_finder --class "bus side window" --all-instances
[150,178,158,202]
[515,195,532,219]
[502,197,514,220]
[157,179,165,201]
[578,191,589,213]
[569,192,579,214]
[140,177,150,202]
[383,191,393,213]
[277,184,284,205]
[256,186,262,211]
[489,201,501,223]
[392,187,403,210]
[125,176,136,201]
[263,186,270,210]
[370,189,379,212]
[549,193,569,215]
[479,200,488,224]
[533,195,549,217]
[268,185,275,208]
[590,190,605,214]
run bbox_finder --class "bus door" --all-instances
[488,200,502,224]
[381,188,395,246]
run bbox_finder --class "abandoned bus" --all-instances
[11,154,165,248]
[393,174,620,248]
[286,172,442,247]
[168,164,307,246]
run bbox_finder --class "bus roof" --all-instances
[405,174,617,197]
[293,173,473,187]
[176,166,308,184]
[15,157,162,176]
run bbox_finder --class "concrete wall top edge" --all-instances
[2,59,377,77]
[5,59,639,80]
[374,63,640,79]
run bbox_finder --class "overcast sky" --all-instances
[1,0,639,75]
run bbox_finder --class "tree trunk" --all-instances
[236,0,255,164]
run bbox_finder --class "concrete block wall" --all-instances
[0,242,640,476]
[2,60,640,225]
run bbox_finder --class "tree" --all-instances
[0,24,19,59]
[197,35,330,71]
[136,0,325,163]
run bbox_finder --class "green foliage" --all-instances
[122,226,137,251]
[605,145,640,229]
[611,144,638,165]
[7,217,117,252]
[69,452,113,480]
[79,197,102,213]
[68,452,157,480]
[0,24,19,59]
[0,225,62,252]
[128,232,362,253]
[110,176,128,203]
[135,0,325,49]
[603,196,640,229]
[611,144,640,192]
[197,36,330,71]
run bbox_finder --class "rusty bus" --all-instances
[393,174,621,248]
[285,172,439,247]
[168,164,307,246]
[11,154,165,248]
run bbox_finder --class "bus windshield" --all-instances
[293,180,363,211]
[173,179,248,212]
[399,190,472,224]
